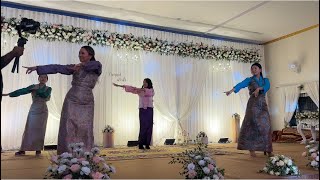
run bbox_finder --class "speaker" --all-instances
[218,138,230,143]
[127,141,139,147]
[164,139,175,145]
[44,145,57,150]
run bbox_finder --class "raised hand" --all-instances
[23,66,37,74]
[224,89,234,96]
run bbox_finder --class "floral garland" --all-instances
[1,17,261,63]
[302,142,319,170]
[295,110,319,121]
[169,144,225,179]
[259,154,300,176]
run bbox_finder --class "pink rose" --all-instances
[50,156,58,163]
[311,153,317,159]
[302,152,307,157]
[188,170,197,179]
[93,156,101,164]
[63,174,72,179]
[91,172,104,179]
[208,164,215,170]
[70,164,81,172]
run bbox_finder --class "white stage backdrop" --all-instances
[1,7,264,150]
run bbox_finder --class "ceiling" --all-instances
[2,0,319,44]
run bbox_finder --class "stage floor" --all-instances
[1,143,319,179]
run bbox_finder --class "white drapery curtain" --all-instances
[1,6,264,150]
[281,85,301,127]
[304,81,319,108]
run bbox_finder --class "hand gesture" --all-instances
[2,93,9,96]
[68,63,82,73]
[253,88,260,97]
[23,66,37,74]
[113,83,119,87]
[224,89,234,96]
[12,46,24,57]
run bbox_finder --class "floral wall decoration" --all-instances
[1,17,261,63]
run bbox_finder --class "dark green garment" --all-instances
[9,84,52,99]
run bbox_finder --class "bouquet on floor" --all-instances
[44,142,116,179]
[259,154,300,176]
[195,131,208,145]
[169,143,225,179]
[302,141,319,170]
[103,125,114,133]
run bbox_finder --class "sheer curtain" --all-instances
[281,85,301,127]
[1,6,263,149]
[304,81,319,108]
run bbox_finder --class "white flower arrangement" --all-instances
[302,141,319,170]
[195,131,208,145]
[169,144,225,179]
[103,125,114,133]
[295,110,319,121]
[1,17,261,63]
[44,142,115,179]
[259,154,300,176]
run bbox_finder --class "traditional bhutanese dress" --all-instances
[36,61,102,154]
[9,84,52,151]
[124,86,154,146]
[233,76,273,152]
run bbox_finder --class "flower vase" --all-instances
[103,132,114,148]
[201,137,208,145]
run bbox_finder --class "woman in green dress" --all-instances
[3,75,51,155]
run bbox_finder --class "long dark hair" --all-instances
[251,63,263,78]
[143,78,153,89]
[81,45,96,61]
[251,63,265,85]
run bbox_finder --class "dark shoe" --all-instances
[138,145,144,150]
[15,151,25,156]
[36,151,41,155]
[145,145,150,149]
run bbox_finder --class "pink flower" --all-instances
[188,170,197,179]
[93,156,101,164]
[91,172,104,179]
[63,174,72,179]
[302,152,307,157]
[70,164,81,172]
[78,158,86,162]
[311,153,317,159]
[208,164,215,170]
[50,156,58,163]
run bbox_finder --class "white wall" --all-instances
[264,27,319,131]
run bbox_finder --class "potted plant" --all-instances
[102,125,114,148]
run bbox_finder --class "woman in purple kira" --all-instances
[23,46,102,155]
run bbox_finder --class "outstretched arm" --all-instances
[224,77,251,96]
[23,64,76,75]
[3,84,35,97]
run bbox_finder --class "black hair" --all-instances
[142,78,153,89]
[251,62,263,78]
[38,74,48,80]
[81,45,96,61]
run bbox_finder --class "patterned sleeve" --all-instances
[37,64,75,75]
[82,61,102,75]
[9,84,35,97]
